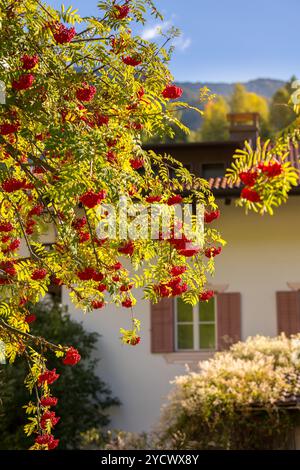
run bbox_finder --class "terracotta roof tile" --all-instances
[208,176,242,190]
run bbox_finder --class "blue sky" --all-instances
[47,0,299,83]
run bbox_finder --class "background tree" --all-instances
[190,84,271,143]
[0,301,119,449]
[229,83,269,118]
[230,83,270,139]
[199,96,229,142]
[269,77,297,133]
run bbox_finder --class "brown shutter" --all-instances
[277,291,300,336]
[150,298,174,353]
[217,293,241,350]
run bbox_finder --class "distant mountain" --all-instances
[176,78,285,130]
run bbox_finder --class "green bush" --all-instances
[160,335,300,450]
[0,301,119,449]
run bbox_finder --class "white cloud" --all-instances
[141,20,191,52]
[173,35,192,51]
[141,20,172,40]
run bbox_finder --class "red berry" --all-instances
[48,438,60,450]
[63,347,81,366]
[12,74,34,90]
[2,177,27,192]
[204,246,222,258]
[115,4,130,19]
[97,283,106,292]
[19,297,28,306]
[72,216,87,231]
[111,262,122,270]
[78,231,90,243]
[106,151,117,163]
[130,157,144,170]
[38,369,60,386]
[258,161,282,177]
[118,241,134,256]
[171,282,188,296]
[28,204,44,217]
[120,284,133,292]
[79,189,107,208]
[35,434,59,450]
[170,265,187,276]
[76,84,96,102]
[3,238,20,254]
[31,268,47,280]
[0,222,14,232]
[93,272,104,282]
[162,85,183,99]
[52,23,76,44]
[204,209,220,223]
[95,113,109,126]
[41,411,60,429]
[0,261,17,277]
[199,290,214,301]
[92,300,105,309]
[239,171,258,187]
[122,56,142,67]
[25,314,36,324]
[241,187,261,203]
[0,122,20,135]
[167,195,183,205]
[122,298,133,308]
[146,195,162,203]
[21,54,39,70]
[40,396,58,407]
[127,336,141,346]
[178,246,201,257]
[51,276,63,286]
[77,267,97,281]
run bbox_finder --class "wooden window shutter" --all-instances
[217,293,241,350]
[150,298,174,353]
[277,291,300,336]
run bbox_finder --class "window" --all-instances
[202,163,225,179]
[176,297,216,350]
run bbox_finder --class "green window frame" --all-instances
[175,297,216,351]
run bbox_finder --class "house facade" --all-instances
[61,114,300,433]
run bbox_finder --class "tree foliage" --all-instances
[270,78,297,134]
[0,0,223,448]
[0,300,118,449]
[230,83,269,121]
[226,138,299,215]
[191,83,271,142]
[200,96,229,142]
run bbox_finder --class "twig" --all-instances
[71,37,111,43]
[0,318,65,353]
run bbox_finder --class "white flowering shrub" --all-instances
[161,334,300,450]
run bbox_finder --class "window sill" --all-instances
[163,351,215,365]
